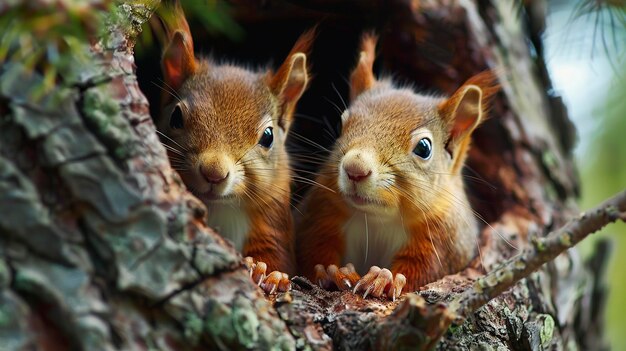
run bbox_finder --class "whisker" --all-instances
[291,175,336,193]
[331,82,348,110]
[323,96,345,116]
[156,130,189,152]
[394,175,519,251]
[289,131,332,153]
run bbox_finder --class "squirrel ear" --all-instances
[274,53,308,107]
[269,29,314,130]
[438,70,499,172]
[162,30,196,92]
[349,33,377,101]
[441,85,484,142]
[438,85,483,173]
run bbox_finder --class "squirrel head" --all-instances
[333,34,498,218]
[155,0,312,205]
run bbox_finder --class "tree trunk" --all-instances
[0,1,613,350]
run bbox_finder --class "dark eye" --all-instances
[413,138,432,160]
[258,127,274,148]
[169,105,184,129]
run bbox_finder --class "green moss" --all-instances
[559,232,572,247]
[204,300,236,344]
[532,237,546,252]
[232,295,260,348]
[81,87,138,160]
[539,314,555,346]
[183,313,203,345]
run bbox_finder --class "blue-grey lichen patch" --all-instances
[84,208,198,299]
[12,258,94,315]
[192,242,240,276]
[59,155,142,223]
[0,63,78,120]
[0,291,31,349]
[41,123,106,166]
[75,314,115,350]
[11,101,81,139]
[165,202,189,243]
[0,156,84,266]
[7,258,116,349]
[81,87,139,160]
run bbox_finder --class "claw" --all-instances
[354,266,406,300]
[315,263,361,291]
[363,285,373,299]
[277,273,291,292]
[353,281,362,294]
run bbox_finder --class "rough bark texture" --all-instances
[0,0,617,350]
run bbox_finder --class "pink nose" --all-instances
[200,166,228,184]
[343,163,371,182]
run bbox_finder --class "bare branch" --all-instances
[451,189,626,321]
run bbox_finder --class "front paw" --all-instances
[314,263,361,291]
[244,257,291,295]
[353,266,406,301]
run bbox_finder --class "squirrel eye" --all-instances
[169,105,184,129]
[258,127,274,148]
[413,138,432,160]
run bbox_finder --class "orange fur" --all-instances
[296,35,499,292]
[154,1,313,276]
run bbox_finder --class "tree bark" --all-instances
[0,0,617,350]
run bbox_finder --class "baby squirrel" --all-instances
[154,0,312,294]
[296,34,497,300]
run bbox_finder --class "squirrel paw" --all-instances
[353,266,406,301]
[261,271,291,294]
[244,257,291,295]
[314,263,361,291]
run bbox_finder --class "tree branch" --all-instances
[451,189,626,321]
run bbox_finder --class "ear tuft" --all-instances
[161,30,196,92]
[349,33,378,101]
[269,28,315,130]
[156,0,197,93]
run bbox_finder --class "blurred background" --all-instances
[545,0,626,348]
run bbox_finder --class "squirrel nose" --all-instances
[200,166,229,184]
[343,163,372,183]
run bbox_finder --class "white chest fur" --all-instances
[206,202,250,252]
[342,211,408,275]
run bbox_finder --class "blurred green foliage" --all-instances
[182,0,244,41]
[578,63,626,350]
[135,0,243,59]
[0,1,113,101]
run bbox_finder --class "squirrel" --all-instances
[295,34,498,300]
[153,0,312,294]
